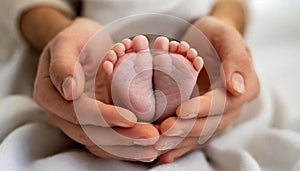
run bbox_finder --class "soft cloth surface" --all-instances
[0,78,300,171]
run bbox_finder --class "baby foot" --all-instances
[153,37,203,122]
[102,35,155,122]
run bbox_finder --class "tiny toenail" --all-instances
[180,41,190,48]
[122,39,132,49]
[198,56,204,64]
[122,38,130,42]
[190,48,198,56]
[170,41,179,45]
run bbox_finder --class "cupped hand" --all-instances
[34,18,159,161]
[155,16,260,163]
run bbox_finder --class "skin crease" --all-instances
[20,0,259,164]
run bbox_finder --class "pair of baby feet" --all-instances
[98,35,203,122]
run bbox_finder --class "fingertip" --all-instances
[62,76,76,100]
[61,74,84,101]
[50,59,85,101]
[160,117,177,134]
[159,154,174,163]
[175,100,199,119]
[175,104,182,116]
[114,106,138,127]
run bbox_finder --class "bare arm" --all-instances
[210,0,248,34]
[19,6,72,50]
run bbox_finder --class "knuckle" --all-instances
[52,33,69,45]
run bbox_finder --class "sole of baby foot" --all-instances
[103,35,156,122]
[153,37,203,123]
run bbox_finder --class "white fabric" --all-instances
[1,0,300,170]
[82,0,214,25]
[1,81,299,171]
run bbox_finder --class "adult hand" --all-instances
[155,16,260,163]
[34,18,159,161]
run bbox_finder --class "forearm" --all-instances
[19,6,72,51]
[210,0,248,34]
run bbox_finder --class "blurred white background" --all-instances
[247,0,300,127]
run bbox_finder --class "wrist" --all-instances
[210,0,247,35]
[20,6,72,50]
[213,16,240,32]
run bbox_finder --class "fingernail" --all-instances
[134,139,152,146]
[62,76,76,99]
[232,72,245,94]
[115,122,131,127]
[180,113,198,119]
[190,48,198,56]
[140,158,156,162]
[177,100,200,119]
[116,107,137,124]
[165,129,184,137]
[156,142,176,151]
[180,41,190,48]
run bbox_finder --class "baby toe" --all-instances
[186,48,198,62]
[154,36,169,53]
[169,41,179,53]
[132,35,149,52]
[177,41,190,56]
[113,43,126,57]
[193,57,204,72]
[122,38,132,51]
[106,50,118,64]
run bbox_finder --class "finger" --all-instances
[158,146,194,163]
[209,21,260,99]
[46,112,157,146]
[222,59,260,100]
[86,145,158,162]
[154,135,198,151]
[176,88,226,119]
[177,87,245,119]
[162,108,242,137]
[49,37,85,101]
[114,123,160,146]
[48,19,102,101]
[35,74,136,127]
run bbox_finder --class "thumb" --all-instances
[49,42,85,101]
[228,71,245,97]
[221,59,246,97]
[223,59,260,101]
